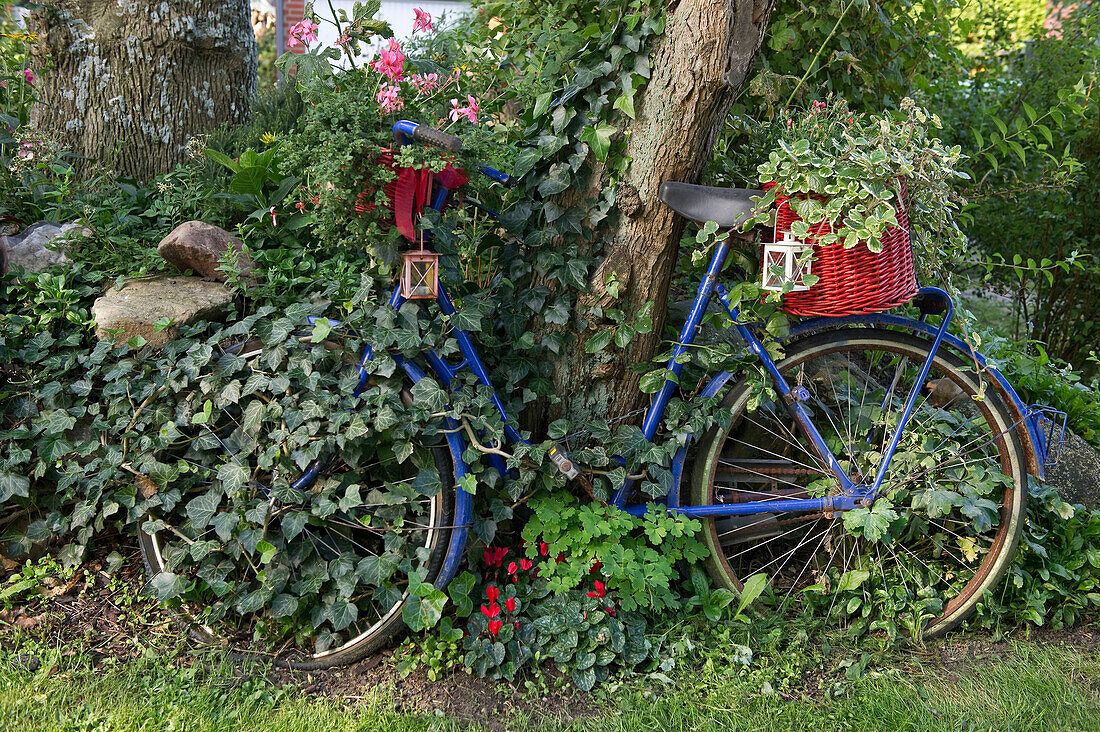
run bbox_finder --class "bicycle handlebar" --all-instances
[392,121,521,188]
[393,120,462,153]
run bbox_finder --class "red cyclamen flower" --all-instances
[486,585,499,603]
[413,7,433,33]
[488,619,503,636]
[586,580,606,599]
[519,558,532,571]
[539,542,548,556]
[481,603,500,618]
[505,597,516,612]
[590,559,602,574]
[483,547,508,567]
[507,561,518,576]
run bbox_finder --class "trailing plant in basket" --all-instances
[742,98,969,275]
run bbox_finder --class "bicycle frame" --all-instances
[319,121,1062,588]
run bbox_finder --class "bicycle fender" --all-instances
[668,370,739,508]
[393,355,472,588]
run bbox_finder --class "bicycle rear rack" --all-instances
[1027,404,1068,467]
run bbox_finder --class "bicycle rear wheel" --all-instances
[137,346,454,669]
[691,327,1027,639]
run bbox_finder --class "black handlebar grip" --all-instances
[411,125,463,153]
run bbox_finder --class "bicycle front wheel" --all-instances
[137,344,454,669]
[691,327,1027,639]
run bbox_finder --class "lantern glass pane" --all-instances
[764,249,787,289]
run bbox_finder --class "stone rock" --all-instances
[157,220,255,283]
[1045,428,1100,510]
[0,221,90,275]
[91,275,232,348]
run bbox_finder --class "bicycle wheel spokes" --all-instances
[139,379,453,669]
[693,328,1027,639]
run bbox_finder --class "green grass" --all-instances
[3,636,1099,731]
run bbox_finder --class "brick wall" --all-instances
[282,0,306,52]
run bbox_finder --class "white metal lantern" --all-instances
[761,231,814,292]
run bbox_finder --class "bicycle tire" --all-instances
[690,327,1027,639]
[137,345,455,670]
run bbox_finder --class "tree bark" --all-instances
[555,0,775,424]
[29,0,257,182]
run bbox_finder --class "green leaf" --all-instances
[410,378,448,412]
[357,553,398,586]
[538,163,572,196]
[0,472,30,502]
[580,123,616,162]
[448,571,476,617]
[218,462,250,495]
[735,573,768,617]
[329,599,358,632]
[402,584,447,631]
[256,539,277,563]
[836,569,870,593]
[205,148,240,173]
[150,572,186,602]
[186,490,222,529]
[271,593,298,618]
[230,166,269,197]
[584,329,613,354]
[533,91,552,118]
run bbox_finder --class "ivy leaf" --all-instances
[356,553,398,586]
[281,510,307,542]
[217,462,250,496]
[410,378,448,412]
[329,599,358,632]
[186,489,222,529]
[402,583,447,631]
[0,472,30,502]
[584,329,613,354]
[580,123,616,162]
[448,571,476,617]
[613,85,636,120]
[532,91,552,118]
[149,571,186,602]
[271,593,298,618]
[538,163,572,196]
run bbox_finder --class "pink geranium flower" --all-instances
[371,38,405,81]
[413,8,433,33]
[288,19,318,47]
[376,83,404,114]
[449,95,479,124]
[21,69,34,84]
[409,73,439,94]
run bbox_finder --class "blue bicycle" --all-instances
[140,122,1065,668]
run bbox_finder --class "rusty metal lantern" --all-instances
[400,235,440,300]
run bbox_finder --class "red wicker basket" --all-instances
[766,181,918,317]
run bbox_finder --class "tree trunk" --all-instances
[29,0,257,182]
[555,0,775,424]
